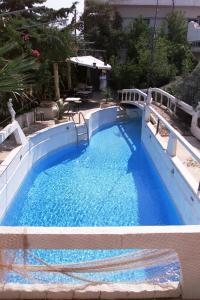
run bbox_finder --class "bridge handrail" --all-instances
[120,88,147,99]
[151,87,176,103]
[150,88,194,116]
[147,106,200,165]
[119,87,199,164]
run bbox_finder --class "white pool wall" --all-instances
[141,118,200,224]
[0,121,77,220]
[85,106,118,138]
[0,107,118,221]
[1,106,200,299]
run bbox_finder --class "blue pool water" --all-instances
[2,119,182,227]
[1,120,182,284]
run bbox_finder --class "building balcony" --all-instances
[91,0,200,6]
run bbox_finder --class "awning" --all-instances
[68,55,112,70]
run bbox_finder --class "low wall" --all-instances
[85,106,118,138]
[0,121,77,221]
[16,111,35,128]
[0,107,118,221]
[141,120,200,224]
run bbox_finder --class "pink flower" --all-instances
[31,49,40,57]
[22,33,30,42]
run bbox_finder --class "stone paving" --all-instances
[0,99,102,163]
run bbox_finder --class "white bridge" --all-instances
[120,87,200,197]
[119,87,200,141]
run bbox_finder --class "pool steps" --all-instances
[116,106,128,121]
[76,123,89,143]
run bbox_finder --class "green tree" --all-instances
[0,0,76,101]
[80,0,125,59]
[126,17,150,62]
[0,43,35,93]
[31,26,74,100]
[0,0,45,12]
[165,11,195,75]
[174,63,200,108]
[0,43,36,116]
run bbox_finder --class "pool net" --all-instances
[0,248,181,285]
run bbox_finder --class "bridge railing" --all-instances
[118,89,147,104]
[145,105,200,162]
[144,104,200,195]
[150,87,194,116]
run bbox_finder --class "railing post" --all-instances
[198,182,200,197]
[167,97,170,110]
[138,94,141,103]
[160,94,163,106]
[133,92,136,102]
[156,119,160,135]
[146,88,152,105]
[167,133,177,157]
[144,107,151,122]
[155,92,157,103]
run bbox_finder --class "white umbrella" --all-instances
[67,55,112,70]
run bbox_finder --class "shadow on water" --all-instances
[117,118,182,283]
[117,118,183,226]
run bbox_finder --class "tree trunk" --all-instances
[53,62,60,100]
[67,61,72,91]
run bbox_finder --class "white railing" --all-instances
[145,105,200,163]
[119,87,194,117]
[151,87,194,116]
[144,104,200,196]
[119,89,147,106]
[119,87,200,194]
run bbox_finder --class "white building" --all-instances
[85,0,200,27]
[187,21,200,60]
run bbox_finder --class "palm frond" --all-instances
[0,44,36,94]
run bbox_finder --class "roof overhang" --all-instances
[67,56,112,70]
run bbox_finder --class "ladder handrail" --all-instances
[67,114,79,145]
[78,112,89,142]
[68,112,89,144]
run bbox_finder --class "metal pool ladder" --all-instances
[69,112,89,145]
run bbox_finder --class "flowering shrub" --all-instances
[31,49,40,57]
[22,33,30,42]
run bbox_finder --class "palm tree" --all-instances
[32,27,74,100]
[0,44,35,94]
[0,44,36,118]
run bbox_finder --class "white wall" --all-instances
[188,21,200,42]
[0,107,118,221]
[97,0,200,6]
[1,106,200,298]
[0,121,77,221]
[141,119,200,224]
[85,106,118,138]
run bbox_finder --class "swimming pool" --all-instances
[1,119,182,227]
[1,119,182,286]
